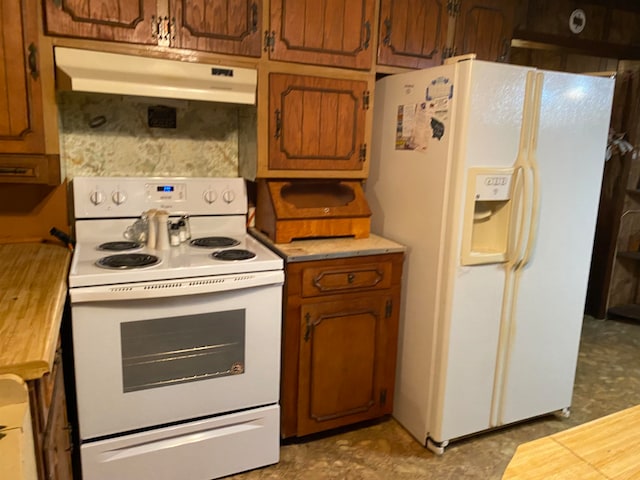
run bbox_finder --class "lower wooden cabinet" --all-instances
[281,252,403,438]
[28,347,73,480]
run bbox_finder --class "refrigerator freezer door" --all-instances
[437,61,535,444]
[497,71,614,426]
[366,61,459,445]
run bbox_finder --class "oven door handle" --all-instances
[70,270,284,303]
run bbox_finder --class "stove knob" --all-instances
[112,190,127,205]
[203,189,218,204]
[89,190,105,206]
[222,190,235,204]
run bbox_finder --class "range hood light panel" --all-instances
[54,47,257,105]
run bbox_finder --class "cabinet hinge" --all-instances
[152,16,174,46]
[380,389,387,406]
[363,90,370,110]
[447,0,460,17]
[385,299,392,318]
[442,47,455,60]
[264,30,275,52]
[359,144,367,162]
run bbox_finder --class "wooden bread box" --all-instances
[256,179,371,243]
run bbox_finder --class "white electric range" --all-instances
[68,176,284,480]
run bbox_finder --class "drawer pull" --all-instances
[0,167,30,175]
[347,273,355,283]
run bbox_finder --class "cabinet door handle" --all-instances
[363,20,371,50]
[383,18,391,46]
[274,109,282,139]
[251,3,258,33]
[304,312,312,342]
[27,43,39,80]
[497,38,510,62]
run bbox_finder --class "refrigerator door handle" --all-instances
[495,72,545,425]
[507,166,528,264]
[492,70,538,427]
[520,72,544,268]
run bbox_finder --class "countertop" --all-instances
[0,243,71,380]
[250,229,406,262]
[503,404,640,479]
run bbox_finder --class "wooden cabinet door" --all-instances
[269,0,375,70]
[297,295,394,436]
[377,0,450,69]
[170,0,262,56]
[0,0,45,154]
[453,0,514,62]
[269,73,368,173]
[42,358,73,480]
[43,0,157,45]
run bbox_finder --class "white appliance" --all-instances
[365,57,614,453]
[68,177,284,479]
[54,47,257,104]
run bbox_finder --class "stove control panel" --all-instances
[145,182,187,202]
[73,177,247,218]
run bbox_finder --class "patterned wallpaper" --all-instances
[57,92,248,179]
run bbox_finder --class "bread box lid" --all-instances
[256,180,371,243]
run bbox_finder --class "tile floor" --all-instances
[228,316,640,479]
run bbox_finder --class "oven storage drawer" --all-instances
[80,405,279,480]
[301,261,393,297]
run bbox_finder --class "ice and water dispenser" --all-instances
[461,168,515,265]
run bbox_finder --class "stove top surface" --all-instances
[69,218,282,288]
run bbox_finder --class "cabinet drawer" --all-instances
[301,262,392,297]
[0,155,61,185]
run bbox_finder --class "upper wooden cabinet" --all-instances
[376,0,514,69]
[42,0,263,57]
[1,0,60,185]
[268,0,376,70]
[377,0,450,69]
[170,0,262,56]
[42,0,158,44]
[267,73,369,175]
[1,0,46,154]
[452,0,515,62]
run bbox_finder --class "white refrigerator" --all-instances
[365,57,614,454]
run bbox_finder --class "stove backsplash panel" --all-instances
[58,92,250,179]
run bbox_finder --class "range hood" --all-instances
[54,47,257,105]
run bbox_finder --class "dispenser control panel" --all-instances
[475,174,512,201]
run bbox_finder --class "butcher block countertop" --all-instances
[503,404,640,479]
[250,229,406,262]
[0,243,71,380]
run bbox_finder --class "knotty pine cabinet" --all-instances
[377,0,515,69]
[28,346,73,480]
[267,0,376,70]
[266,73,370,175]
[281,253,403,438]
[43,0,263,57]
[0,0,60,185]
[377,0,450,69]
[452,0,515,62]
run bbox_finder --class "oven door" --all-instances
[69,271,284,440]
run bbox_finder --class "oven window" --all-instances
[120,310,245,393]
